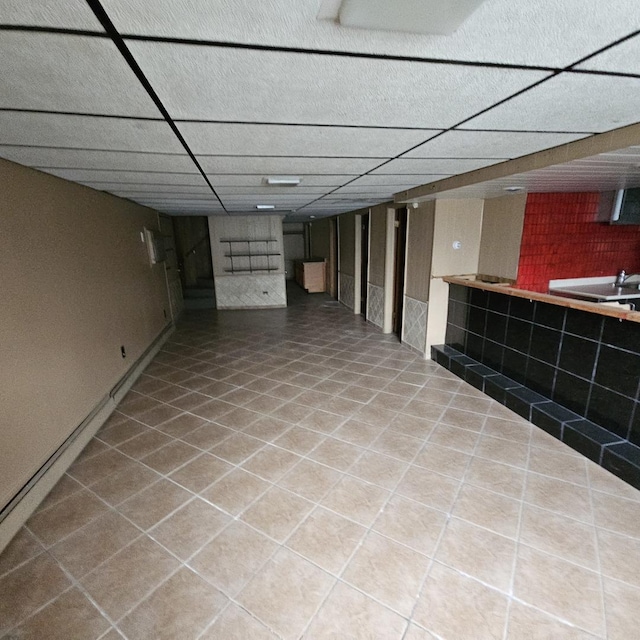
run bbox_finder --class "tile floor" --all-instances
[2,286,640,639]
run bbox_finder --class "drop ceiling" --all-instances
[1,0,639,219]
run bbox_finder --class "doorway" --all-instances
[392,208,408,337]
[360,214,370,316]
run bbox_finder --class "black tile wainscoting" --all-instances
[434,283,640,489]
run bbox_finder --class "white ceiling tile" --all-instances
[405,130,590,159]
[30,168,205,184]
[215,186,329,195]
[198,156,380,175]
[103,185,213,195]
[0,147,196,172]
[127,41,549,127]
[177,122,439,157]
[207,174,351,187]
[134,194,218,202]
[1,0,103,29]
[576,34,640,75]
[0,33,160,117]
[104,0,640,67]
[371,158,500,174]
[464,73,640,133]
[347,174,448,187]
[0,113,184,152]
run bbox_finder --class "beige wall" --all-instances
[478,193,526,280]
[338,212,357,277]
[0,159,170,511]
[368,204,387,287]
[405,202,435,303]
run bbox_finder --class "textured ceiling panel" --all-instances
[464,73,640,133]
[576,34,640,75]
[0,113,184,152]
[103,186,212,196]
[0,33,160,117]
[371,158,501,175]
[215,186,329,195]
[0,147,196,172]
[127,42,549,127]
[198,156,380,175]
[177,122,440,157]
[347,174,446,187]
[206,174,351,187]
[405,130,590,159]
[0,0,103,29]
[38,170,206,185]
[103,0,640,67]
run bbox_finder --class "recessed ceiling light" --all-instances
[503,186,525,192]
[265,177,301,186]
[256,204,275,210]
[310,215,316,218]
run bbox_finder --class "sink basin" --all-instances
[619,281,640,290]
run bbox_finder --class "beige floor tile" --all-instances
[305,581,407,639]
[428,423,480,453]
[90,461,160,506]
[333,418,383,447]
[242,416,292,442]
[597,528,640,588]
[35,474,84,512]
[137,403,184,427]
[273,425,325,455]
[507,600,603,640]
[244,394,286,414]
[155,412,207,438]
[215,406,261,429]
[519,503,598,569]
[81,536,179,621]
[412,562,508,640]
[286,506,365,574]
[150,498,230,560]
[116,430,173,460]
[269,401,315,424]
[245,377,281,394]
[209,432,266,464]
[0,554,71,635]
[237,548,335,640]
[370,429,423,462]
[241,445,301,482]
[368,391,412,412]
[387,413,435,440]
[148,384,192,403]
[312,379,346,396]
[278,459,343,502]
[353,404,398,429]
[440,406,487,431]
[269,382,304,401]
[513,545,605,636]
[200,603,278,639]
[192,399,236,422]
[414,386,456,406]
[343,531,430,616]
[241,486,314,542]
[348,450,408,490]
[321,475,390,526]
[339,385,378,403]
[68,448,137,485]
[298,409,346,433]
[483,415,532,443]
[524,473,593,524]
[465,457,526,499]
[7,587,110,640]
[474,434,529,468]
[373,494,446,556]
[395,466,460,512]
[603,577,640,640]
[169,453,233,493]
[308,437,364,471]
[588,464,640,502]
[529,427,579,454]
[401,399,446,422]
[118,479,191,530]
[74,438,110,464]
[141,440,201,474]
[528,445,589,485]
[404,623,438,639]
[591,490,640,538]
[180,422,235,450]
[50,510,140,579]
[201,468,270,516]
[190,521,277,596]
[0,528,43,578]
[413,442,471,480]
[449,393,493,414]
[167,391,211,411]
[27,489,109,547]
[435,517,516,591]
[118,567,227,640]
[453,483,521,538]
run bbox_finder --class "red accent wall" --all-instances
[516,192,640,292]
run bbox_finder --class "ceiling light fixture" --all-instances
[256,204,276,210]
[265,177,301,186]
[503,186,525,192]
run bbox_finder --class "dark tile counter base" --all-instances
[432,344,640,490]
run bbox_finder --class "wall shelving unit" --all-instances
[220,238,281,274]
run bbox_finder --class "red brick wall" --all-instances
[515,192,640,292]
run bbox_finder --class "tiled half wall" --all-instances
[439,283,640,488]
[339,272,355,311]
[367,283,384,328]
[402,296,428,354]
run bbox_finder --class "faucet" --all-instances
[616,270,640,289]
[615,270,626,286]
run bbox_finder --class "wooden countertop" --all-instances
[443,276,640,324]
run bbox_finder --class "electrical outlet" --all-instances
[120,345,126,358]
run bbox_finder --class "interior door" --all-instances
[360,214,369,316]
[393,208,408,337]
